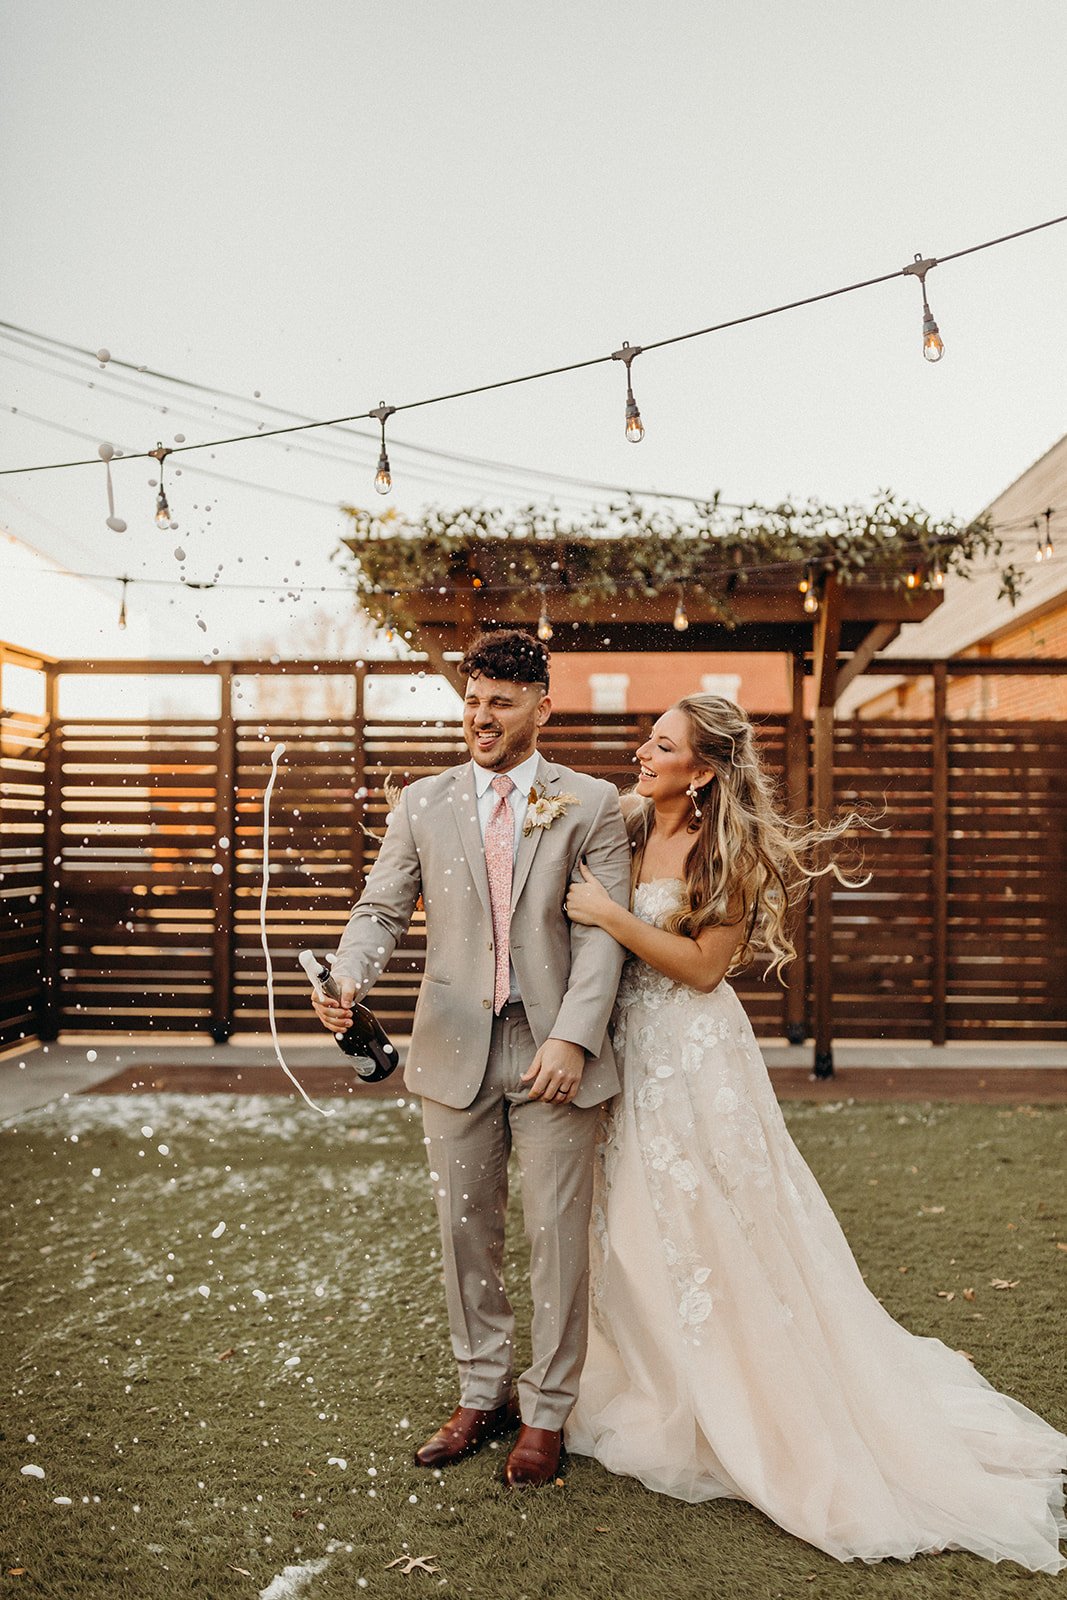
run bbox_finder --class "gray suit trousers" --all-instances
[420,1001,600,1432]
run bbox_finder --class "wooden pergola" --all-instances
[385,565,944,1077]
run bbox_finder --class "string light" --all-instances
[905,560,924,589]
[4,213,1067,487]
[536,586,554,642]
[117,575,129,630]
[611,342,645,442]
[930,553,945,588]
[1033,518,1046,563]
[370,402,395,495]
[672,584,689,631]
[97,440,127,532]
[149,441,174,527]
[902,254,945,362]
[1041,507,1054,562]
[801,562,822,614]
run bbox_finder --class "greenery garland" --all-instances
[336,495,1021,628]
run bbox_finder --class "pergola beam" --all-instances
[834,621,901,698]
[406,586,941,629]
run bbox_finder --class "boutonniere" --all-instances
[523,784,580,836]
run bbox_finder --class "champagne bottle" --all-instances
[298,950,399,1083]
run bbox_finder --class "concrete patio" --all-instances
[3,1034,1067,1119]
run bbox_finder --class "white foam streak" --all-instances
[260,743,334,1118]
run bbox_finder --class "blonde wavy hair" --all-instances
[626,694,867,980]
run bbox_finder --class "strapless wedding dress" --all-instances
[565,879,1066,1571]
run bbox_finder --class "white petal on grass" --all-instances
[197,1284,211,1299]
[211,1221,226,1239]
[21,1464,45,1479]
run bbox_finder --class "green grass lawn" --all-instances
[1,1092,1063,1600]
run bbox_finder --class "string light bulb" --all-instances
[906,560,924,590]
[1041,508,1054,562]
[803,587,819,616]
[930,553,945,588]
[382,603,396,643]
[149,442,174,527]
[902,253,944,362]
[370,402,396,496]
[117,576,129,630]
[611,341,645,442]
[536,587,554,642]
[672,585,689,631]
[798,563,814,596]
[1033,519,1045,563]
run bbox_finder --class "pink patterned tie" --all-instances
[486,773,516,1013]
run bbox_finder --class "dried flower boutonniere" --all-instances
[523,784,580,836]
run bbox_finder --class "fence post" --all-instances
[783,652,809,1043]
[930,662,948,1045]
[811,576,842,1078]
[211,663,236,1042]
[39,666,62,1041]
[352,663,367,896]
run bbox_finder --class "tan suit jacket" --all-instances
[331,753,630,1108]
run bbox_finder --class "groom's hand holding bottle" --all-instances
[310,974,356,1034]
[521,1037,585,1104]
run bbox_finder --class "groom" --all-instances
[312,628,630,1486]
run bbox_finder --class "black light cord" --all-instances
[1,211,1064,480]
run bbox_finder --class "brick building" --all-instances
[546,649,792,715]
[841,433,1067,721]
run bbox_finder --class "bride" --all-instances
[563,693,1066,1572]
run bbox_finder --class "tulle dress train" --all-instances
[565,880,1066,1571]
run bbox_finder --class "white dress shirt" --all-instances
[471,749,541,1002]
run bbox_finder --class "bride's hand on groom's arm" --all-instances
[521,1037,586,1103]
[564,860,618,930]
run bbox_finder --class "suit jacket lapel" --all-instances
[510,754,558,911]
[448,763,492,921]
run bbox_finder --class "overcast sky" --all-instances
[1,0,1065,660]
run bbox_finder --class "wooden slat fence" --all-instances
[944,723,1067,1038]
[2,701,1065,1050]
[0,710,48,1048]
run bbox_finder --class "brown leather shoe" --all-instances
[413,1396,519,1468]
[503,1424,562,1487]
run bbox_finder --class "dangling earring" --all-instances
[686,783,703,822]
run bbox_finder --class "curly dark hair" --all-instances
[460,628,550,688]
